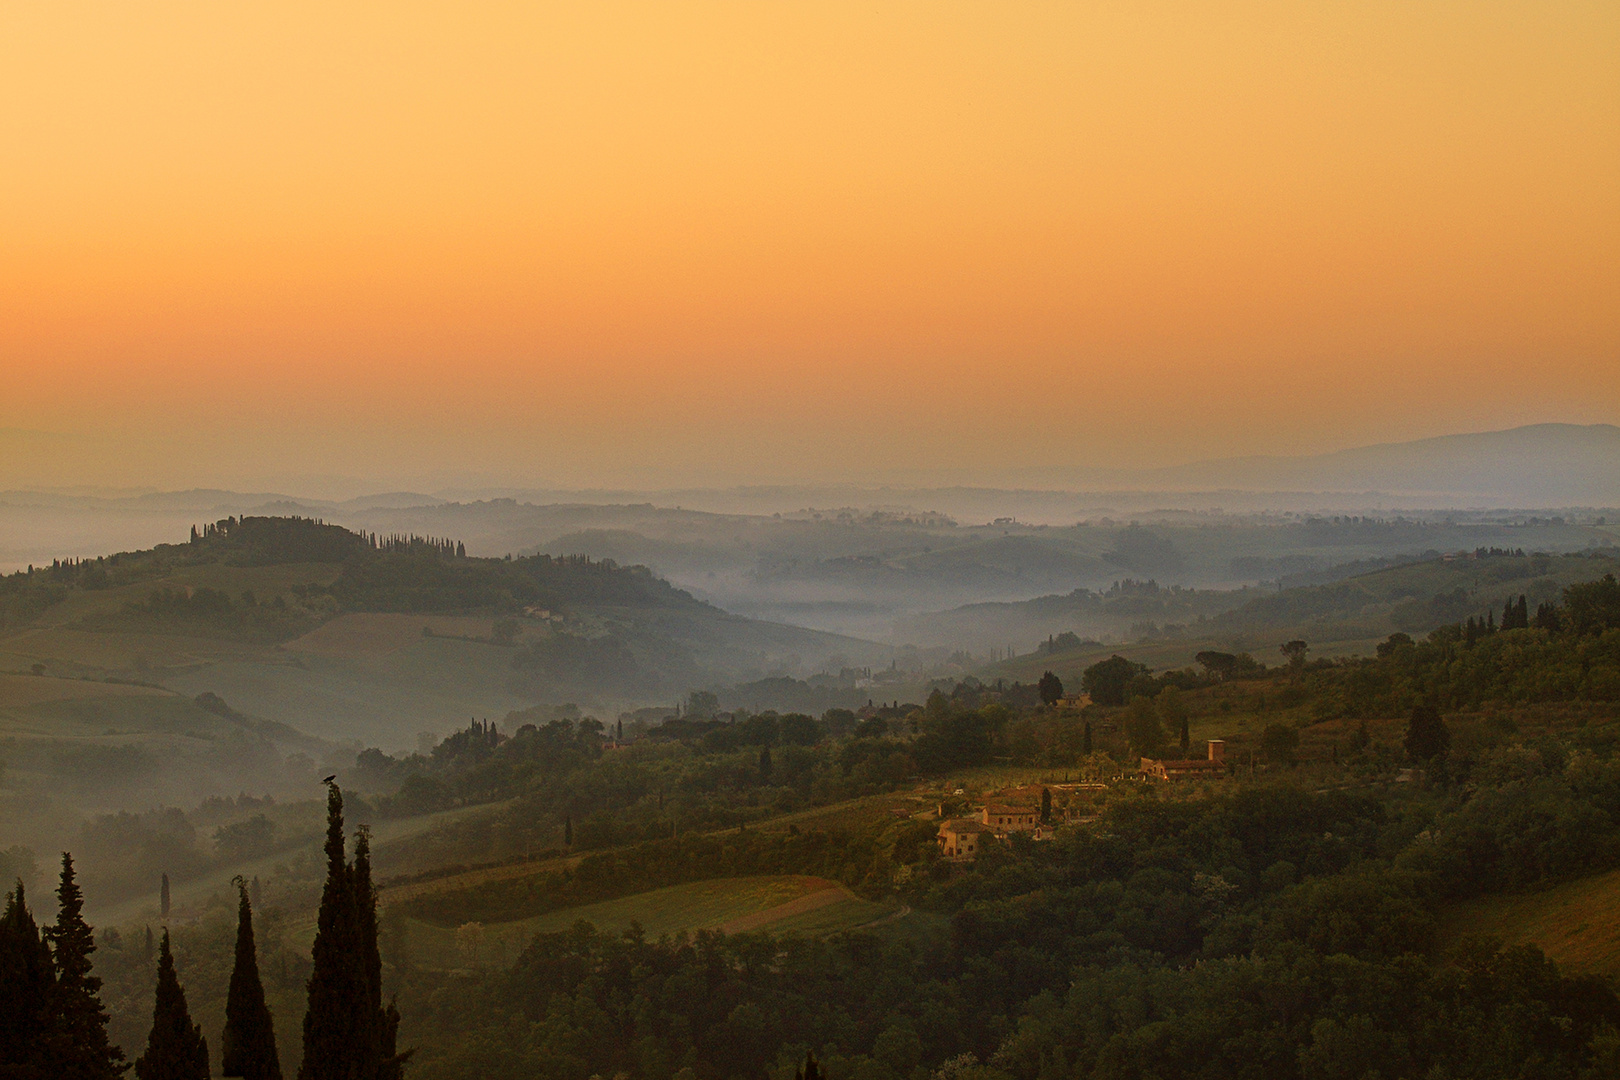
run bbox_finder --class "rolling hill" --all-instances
[0,516,889,751]
[976,550,1620,683]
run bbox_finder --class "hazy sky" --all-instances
[3,2,1617,492]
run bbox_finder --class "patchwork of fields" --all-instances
[400,875,899,970]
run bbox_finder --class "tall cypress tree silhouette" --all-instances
[41,853,126,1079]
[221,882,281,1080]
[352,829,410,1080]
[134,930,209,1080]
[353,829,382,1071]
[0,880,55,1073]
[299,783,370,1080]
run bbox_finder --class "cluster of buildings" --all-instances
[936,783,1098,858]
[937,740,1230,860]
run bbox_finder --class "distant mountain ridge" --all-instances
[1005,423,1620,505]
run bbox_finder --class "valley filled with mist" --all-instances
[7,2,1619,1074]
[6,424,1620,1079]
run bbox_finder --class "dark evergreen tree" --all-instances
[1534,601,1563,632]
[1037,670,1063,706]
[0,880,55,1074]
[1081,721,1092,756]
[1040,788,1052,823]
[1405,703,1451,762]
[795,1051,822,1080]
[134,931,208,1080]
[41,853,126,1080]
[758,746,772,779]
[353,829,383,1073]
[377,1000,406,1080]
[298,785,370,1080]
[221,883,281,1080]
[160,875,170,920]
[355,830,409,1080]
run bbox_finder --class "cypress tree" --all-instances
[221,883,281,1080]
[353,830,409,1080]
[758,746,772,779]
[0,879,55,1074]
[299,784,369,1080]
[377,1000,406,1080]
[353,829,383,1071]
[1405,703,1451,762]
[134,930,209,1080]
[41,853,126,1080]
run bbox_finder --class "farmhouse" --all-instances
[1141,739,1228,781]
[982,804,1040,831]
[939,798,1062,859]
[1054,693,1092,712]
[937,818,993,859]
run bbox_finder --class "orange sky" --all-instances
[2,1,1617,491]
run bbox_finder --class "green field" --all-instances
[1445,868,1620,979]
[401,875,898,970]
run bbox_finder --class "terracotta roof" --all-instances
[939,818,993,833]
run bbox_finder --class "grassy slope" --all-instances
[1445,869,1620,979]
[0,672,338,828]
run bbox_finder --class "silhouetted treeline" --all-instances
[0,785,405,1079]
